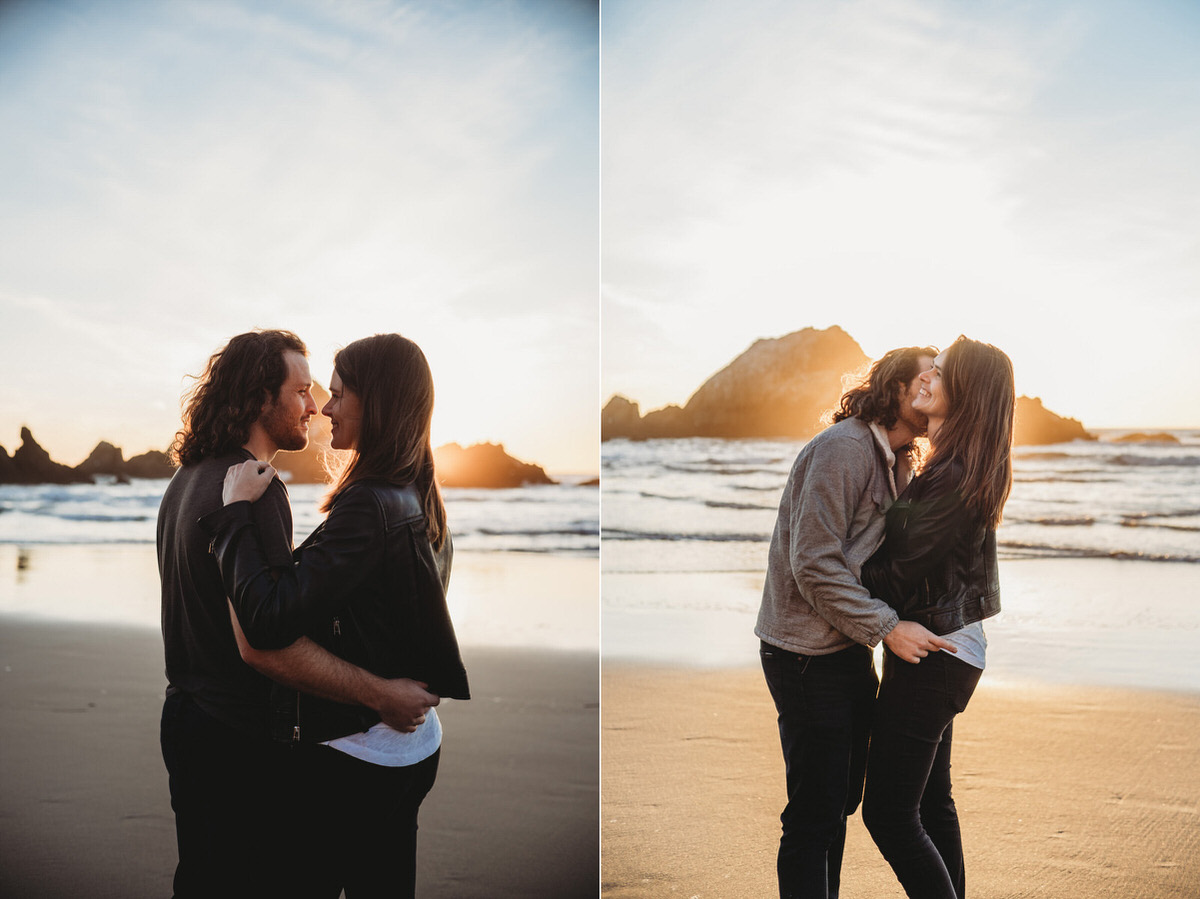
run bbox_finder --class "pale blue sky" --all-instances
[602,0,1200,428]
[0,0,598,472]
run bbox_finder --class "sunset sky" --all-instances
[0,0,598,473]
[603,0,1200,429]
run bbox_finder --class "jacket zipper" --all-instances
[296,618,342,742]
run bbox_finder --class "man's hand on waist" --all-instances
[882,620,957,664]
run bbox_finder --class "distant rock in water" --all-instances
[75,440,175,481]
[602,326,869,440]
[604,327,1099,446]
[1,428,90,484]
[1108,431,1180,445]
[124,450,176,479]
[434,442,556,488]
[0,430,176,484]
[1013,397,1095,446]
[600,395,644,440]
[77,441,130,481]
[0,393,555,488]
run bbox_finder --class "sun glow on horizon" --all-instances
[602,0,1200,431]
[0,1,598,477]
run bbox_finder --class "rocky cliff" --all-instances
[0,429,176,484]
[0,417,556,488]
[1013,397,1095,446]
[433,442,556,488]
[1,428,92,484]
[605,328,1098,446]
[603,326,869,440]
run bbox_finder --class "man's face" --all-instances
[897,354,934,435]
[259,351,318,453]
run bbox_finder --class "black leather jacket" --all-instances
[861,464,1001,636]
[202,479,470,743]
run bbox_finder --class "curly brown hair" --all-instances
[832,345,938,429]
[171,329,308,467]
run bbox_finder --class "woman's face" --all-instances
[322,370,363,451]
[913,351,950,425]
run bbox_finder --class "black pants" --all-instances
[863,647,982,899]
[160,691,301,899]
[760,641,878,899]
[294,743,441,899]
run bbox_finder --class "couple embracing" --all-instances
[757,336,1015,899]
[158,329,469,898]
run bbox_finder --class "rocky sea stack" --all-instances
[0,417,557,488]
[604,327,1098,446]
[1013,397,1095,446]
[603,326,869,440]
[433,442,557,489]
[0,428,175,484]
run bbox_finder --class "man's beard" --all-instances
[259,400,308,452]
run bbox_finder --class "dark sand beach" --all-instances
[601,663,1200,898]
[0,617,598,898]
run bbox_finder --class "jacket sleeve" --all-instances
[199,487,383,650]
[789,435,899,647]
[861,481,966,609]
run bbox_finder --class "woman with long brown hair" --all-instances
[203,333,470,898]
[860,335,1014,899]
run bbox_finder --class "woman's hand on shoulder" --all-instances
[222,460,278,506]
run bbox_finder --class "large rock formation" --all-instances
[1013,397,1095,446]
[2,428,91,484]
[603,326,869,440]
[125,450,176,479]
[1,386,559,488]
[604,328,1099,446]
[1110,431,1180,444]
[433,442,556,488]
[600,395,644,440]
[76,441,129,478]
[0,430,178,484]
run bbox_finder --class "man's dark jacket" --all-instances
[158,449,294,736]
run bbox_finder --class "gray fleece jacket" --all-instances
[755,417,906,655]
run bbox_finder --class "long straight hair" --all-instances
[923,335,1014,528]
[321,334,447,550]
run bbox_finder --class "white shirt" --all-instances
[940,621,987,670]
[322,706,442,767]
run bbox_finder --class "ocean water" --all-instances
[602,429,1200,571]
[0,478,599,555]
[601,430,1200,687]
[0,477,598,651]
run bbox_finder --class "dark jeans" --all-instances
[761,641,878,899]
[160,691,302,899]
[293,744,440,899]
[863,647,982,899]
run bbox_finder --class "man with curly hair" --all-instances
[755,345,957,899]
[158,329,436,898]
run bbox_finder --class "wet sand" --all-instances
[601,663,1200,897]
[0,617,598,898]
